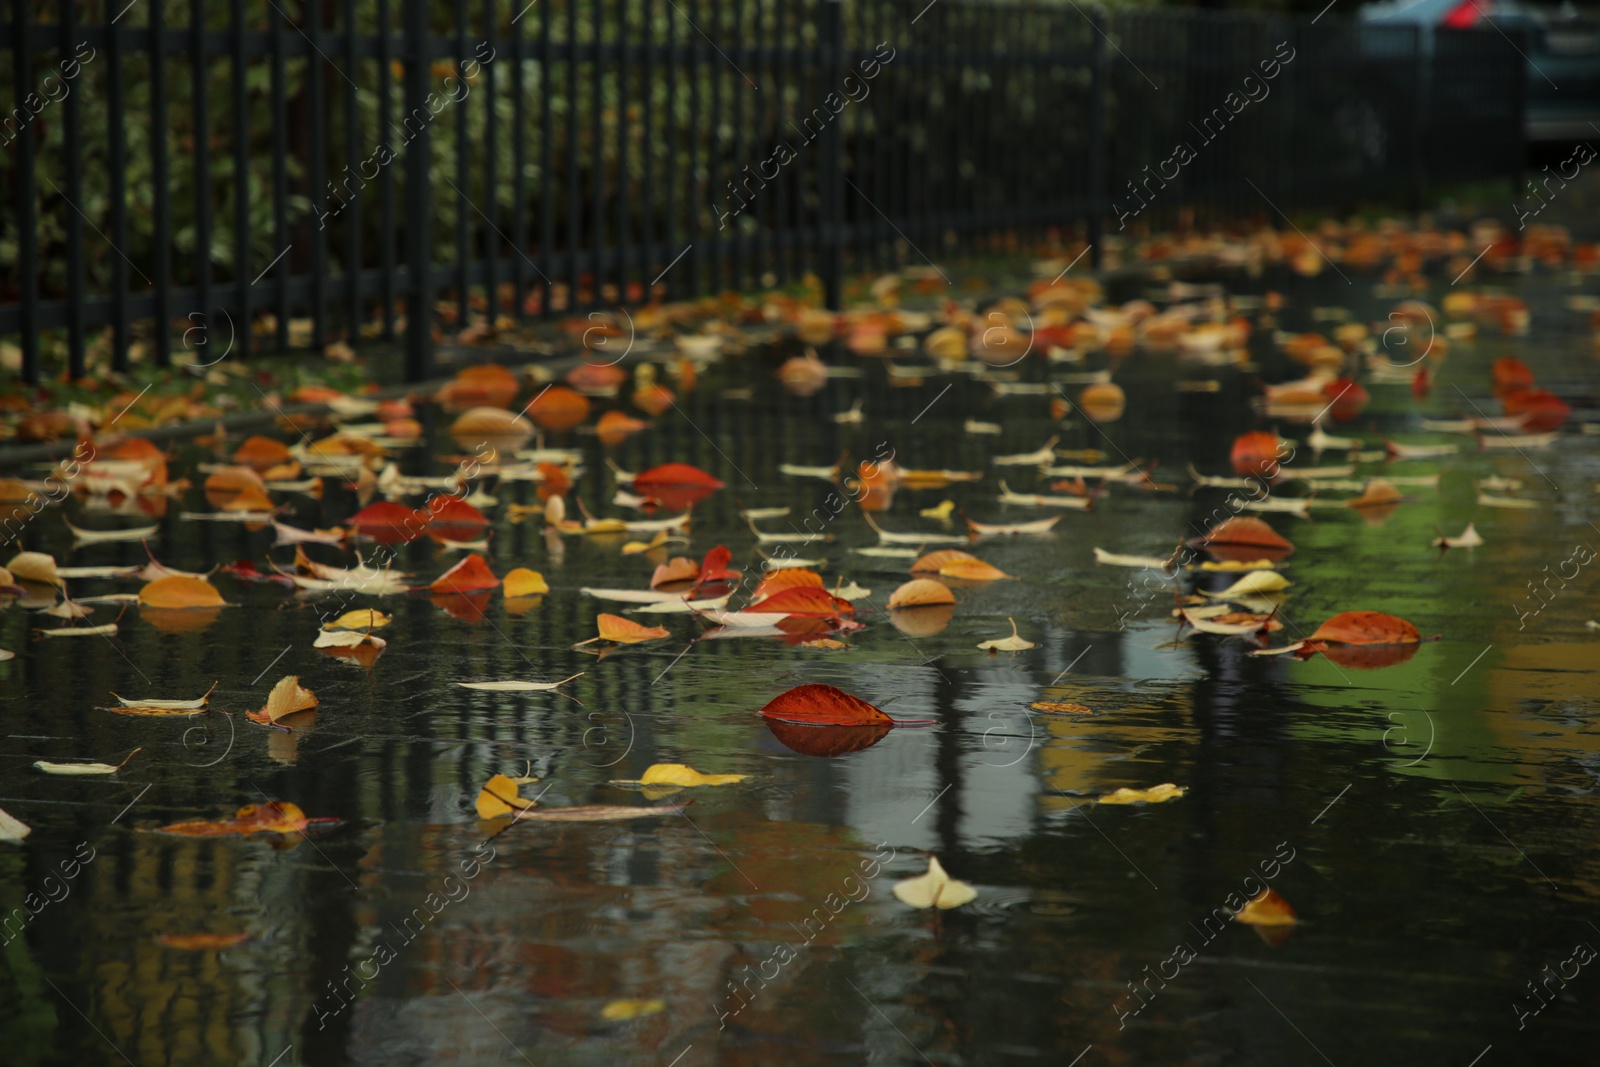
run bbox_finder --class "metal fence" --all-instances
[1,1,1525,385]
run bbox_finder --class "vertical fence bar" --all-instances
[192,0,213,365]
[271,0,289,352]
[344,0,360,339]
[455,0,470,327]
[684,0,698,294]
[379,0,397,338]
[641,0,654,291]
[616,0,630,302]
[539,0,554,316]
[1087,5,1106,267]
[512,0,527,318]
[63,0,85,377]
[107,0,130,374]
[664,0,679,296]
[152,0,171,366]
[706,0,721,292]
[403,0,434,379]
[566,2,579,309]
[233,0,251,359]
[590,0,604,307]
[13,0,38,383]
[308,0,327,350]
[818,0,843,308]
[483,0,499,324]
[728,0,743,292]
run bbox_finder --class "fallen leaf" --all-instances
[321,609,392,632]
[348,500,426,542]
[1307,611,1421,645]
[476,773,539,819]
[312,629,387,650]
[751,568,825,602]
[1030,700,1094,714]
[887,578,956,608]
[1346,479,1402,509]
[1191,516,1294,553]
[650,556,700,588]
[893,856,978,909]
[977,617,1036,651]
[601,998,665,1021]
[34,748,141,776]
[245,675,319,726]
[108,681,219,713]
[1099,783,1186,805]
[745,586,854,618]
[154,932,251,951]
[0,806,32,843]
[430,553,499,593]
[583,614,670,645]
[152,801,318,837]
[938,557,1010,580]
[1200,571,1291,599]
[632,763,748,787]
[1433,523,1483,549]
[503,568,549,596]
[456,672,583,692]
[1233,886,1297,926]
[759,683,927,726]
[7,551,61,586]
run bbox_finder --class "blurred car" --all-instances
[1361,0,1600,141]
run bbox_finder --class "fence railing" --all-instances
[1,1,1525,385]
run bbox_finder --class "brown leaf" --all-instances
[152,801,315,837]
[1307,611,1421,645]
[887,578,955,608]
[759,683,902,726]
[138,575,226,609]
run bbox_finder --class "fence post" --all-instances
[1087,6,1107,269]
[13,0,39,384]
[819,0,844,310]
[402,0,434,381]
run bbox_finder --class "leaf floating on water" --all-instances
[1190,516,1294,552]
[476,773,540,819]
[1030,700,1094,715]
[1233,886,1297,926]
[430,553,499,593]
[1092,547,1173,569]
[601,998,665,1022]
[138,575,227,609]
[111,682,219,711]
[152,801,328,837]
[65,520,161,543]
[630,763,749,788]
[760,683,932,727]
[503,568,549,597]
[1307,611,1421,645]
[246,675,319,727]
[154,932,251,951]
[321,609,392,632]
[893,856,978,910]
[576,614,671,647]
[1432,522,1483,549]
[37,622,119,638]
[457,672,584,692]
[0,806,32,843]
[977,617,1036,651]
[34,748,141,776]
[312,629,387,650]
[7,551,62,586]
[887,578,955,608]
[1099,783,1186,805]
[1199,571,1291,600]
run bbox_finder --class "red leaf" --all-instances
[1307,611,1421,646]
[631,462,725,492]
[429,553,499,592]
[1320,377,1369,423]
[698,544,740,583]
[419,496,489,527]
[748,587,855,618]
[1229,431,1283,479]
[349,501,425,543]
[760,683,930,726]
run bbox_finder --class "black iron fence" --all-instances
[1,1,1524,385]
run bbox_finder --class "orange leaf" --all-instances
[696,544,740,584]
[245,675,319,726]
[764,718,891,757]
[910,549,980,573]
[1306,611,1420,646]
[203,465,266,496]
[594,613,670,644]
[1346,480,1402,509]
[748,586,855,618]
[349,501,425,543]
[153,800,313,837]
[526,385,592,430]
[1230,431,1283,478]
[138,575,225,609]
[233,434,293,470]
[938,557,1010,581]
[419,496,489,526]
[220,483,275,512]
[650,556,700,588]
[887,578,956,608]
[154,932,251,951]
[1233,886,1297,926]
[430,553,499,592]
[1191,517,1293,553]
[596,410,647,443]
[759,683,896,726]
[751,568,824,602]
[537,462,572,496]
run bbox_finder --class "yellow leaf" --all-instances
[1099,783,1186,805]
[637,763,748,787]
[601,998,665,1021]
[892,856,978,910]
[1233,886,1297,926]
[321,609,392,632]
[138,575,226,609]
[475,773,538,820]
[1199,571,1291,599]
[246,675,318,726]
[977,617,1035,651]
[586,613,670,645]
[503,568,550,597]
